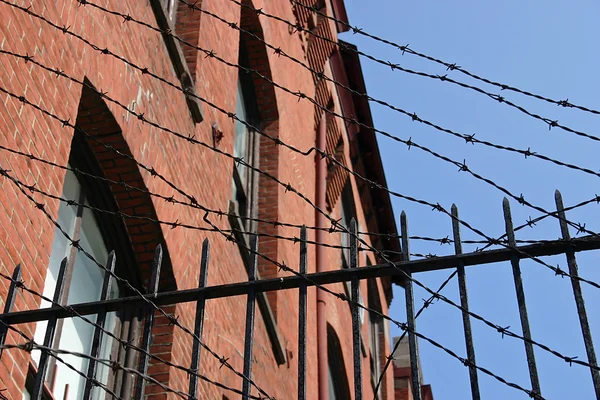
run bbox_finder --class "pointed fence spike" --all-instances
[134,244,163,400]
[349,219,362,400]
[298,226,308,400]
[83,251,117,399]
[32,257,69,400]
[503,197,542,397]
[452,204,481,400]
[555,191,600,397]
[400,212,422,400]
[0,264,22,359]
[242,235,259,399]
[188,239,210,399]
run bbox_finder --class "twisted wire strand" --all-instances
[287,0,600,117]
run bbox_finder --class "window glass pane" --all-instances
[234,79,249,168]
[32,169,119,400]
[54,203,113,399]
[328,364,337,400]
[32,168,79,365]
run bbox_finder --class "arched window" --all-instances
[327,324,351,400]
[30,167,123,400]
[24,80,175,399]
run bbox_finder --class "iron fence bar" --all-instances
[350,219,363,400]
[188,238,210,400]
[503,198,542,396]
[3,234,600,327]
[242,235,259,399]
[32,257,68,400]
[0,264,21,359]
[555,190,600,398]
[134,244,163,400]
[298,226,308,400]
[401,211,422,400]
[451,204,481,400]
[83,251,117,399]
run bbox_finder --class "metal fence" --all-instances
[0,190,598,400]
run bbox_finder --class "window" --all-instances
[28,166,141,400]
[339,182,356,268]
[230,39,260,237]
[368,275,385,399]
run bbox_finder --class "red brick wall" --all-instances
[0,0,395,399]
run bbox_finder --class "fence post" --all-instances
[134,244,163,400]
[451,204,480,400]
[83,251,117,399]
[0,264,22,359]
[502,198,541,397]
[188,238,210,399]
[242,235,259,400]
[32,257,68,400]
[349,218,362,400]
[401,211,422,400]
[555,190,600,398]
[298,226,308,400]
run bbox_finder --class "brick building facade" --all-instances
[0,0,400,398]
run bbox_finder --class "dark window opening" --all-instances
[230,34,261,260]
[339,181,356,269]
[327,325,352,400]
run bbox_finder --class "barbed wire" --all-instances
[288,0,600,117]
[55,0,600,250]
[3,0,597,255]
[2,53,600,382]
[373,270,457,398]
[3,2,598,275]
[2,0,600,388]
[0,323,124,399]
[0,126,586,259]
[195,0,600,148]
[62,0,600,203]
[4,41,600,360]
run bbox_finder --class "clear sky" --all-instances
[339,1,600,399]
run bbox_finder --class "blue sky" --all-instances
[340,1,600,399]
